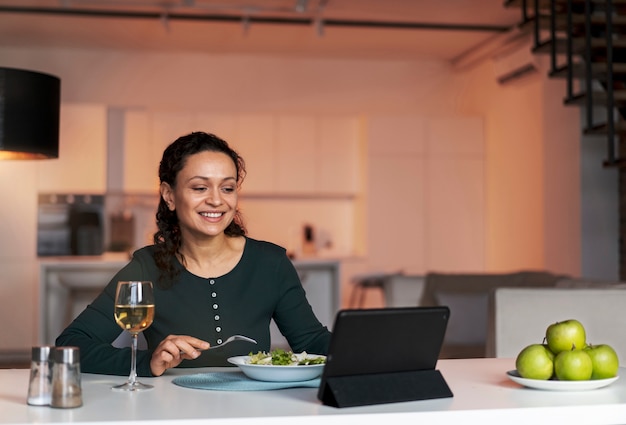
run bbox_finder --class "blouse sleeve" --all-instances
[271,255,332,355]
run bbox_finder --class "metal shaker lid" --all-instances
[31,346,53,362]
[53,346,80,364]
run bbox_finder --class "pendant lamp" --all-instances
[0,67,60,160]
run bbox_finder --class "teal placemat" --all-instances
[172,372,321,391]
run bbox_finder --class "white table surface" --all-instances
[2,358,626,425]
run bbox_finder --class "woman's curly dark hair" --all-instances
[153,132,247,287]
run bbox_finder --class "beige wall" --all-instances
[452,55,581,274]
[0,42,580,350]
[459,63,547,270]
[2,47,456,114]
[541,71,582,275]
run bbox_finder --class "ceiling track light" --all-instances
[315,16,324,37]
[295,0,309,13]
[0,2,511,34]
[160,11,170,32]
[314,0,326,37]
[241,14,250,36]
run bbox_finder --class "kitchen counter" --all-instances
[2,358,625,424]
[39,254,341,345]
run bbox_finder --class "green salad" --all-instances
[247,349,326,366]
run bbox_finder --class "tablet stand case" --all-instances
[319,369,453,408]
[317,307,453,408]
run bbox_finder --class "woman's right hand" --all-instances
[150,334,210,376]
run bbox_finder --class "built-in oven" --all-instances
[37,194,105,256]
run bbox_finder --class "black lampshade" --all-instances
[0,67,60,160]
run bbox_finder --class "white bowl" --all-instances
[507,370,619,391]
[227,355,325,382]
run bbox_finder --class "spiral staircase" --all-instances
[506,0,626,277]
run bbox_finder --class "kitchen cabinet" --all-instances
[121,110,205,194]
[366,115,485,274]
[195,113,237,142]
[275,116,317,193]
[37,103,107,193]
[274,115,362,195]
[317,116,362,194]
[233,114,277,194]
[118,111,362,196]
[122,109,157,193]
[39,257,341,347]
[425,117,484,271]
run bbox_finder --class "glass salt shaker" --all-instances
[27,346,53,406]
[51,346,82,409]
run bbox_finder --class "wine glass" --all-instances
[112,280,155,391]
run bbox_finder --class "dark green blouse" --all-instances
[55,237,332,376]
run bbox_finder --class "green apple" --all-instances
[554,349,593,380]
[515,344,555,380]
[585,344,620,379]
[546,319,586,354]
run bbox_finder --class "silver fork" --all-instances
[180,334,257,355]
[207,334,257,350]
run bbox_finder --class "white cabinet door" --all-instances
[366,115,484,274]
[150,112,196,161]
[123,112,237,193]
[37,103,107,193]
[367,117,427,273]
[234,115,277,194]
[123,112,361,196]
[274,116,361,195]
[123,109,158,193]
[367,154,427,273]
[317,117,362,194]
[275,116,317,193]
[426,117,485,271]
[426,156,484,271]
[194,113,237,142]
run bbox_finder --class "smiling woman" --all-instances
[55,131,332,378]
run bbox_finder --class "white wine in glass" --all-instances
[113,281,155,391]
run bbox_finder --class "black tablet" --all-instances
[318,306,453,407]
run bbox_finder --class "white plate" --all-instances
[506,370,619,391]
[227,355,325,382]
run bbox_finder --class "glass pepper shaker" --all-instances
[50,346,82,409]
[27,346,53,406]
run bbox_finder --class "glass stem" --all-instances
[129,332,138,386]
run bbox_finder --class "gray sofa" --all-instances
[419,271,568,358]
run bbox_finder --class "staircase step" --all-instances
[565,90,626,105]
[533,37,626,54]
[584,121,626,135]
[516,13,626,34]
[537,13,626,32]
[550,63,626,78]
[602,158,626,167]
[506,0,626,9]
